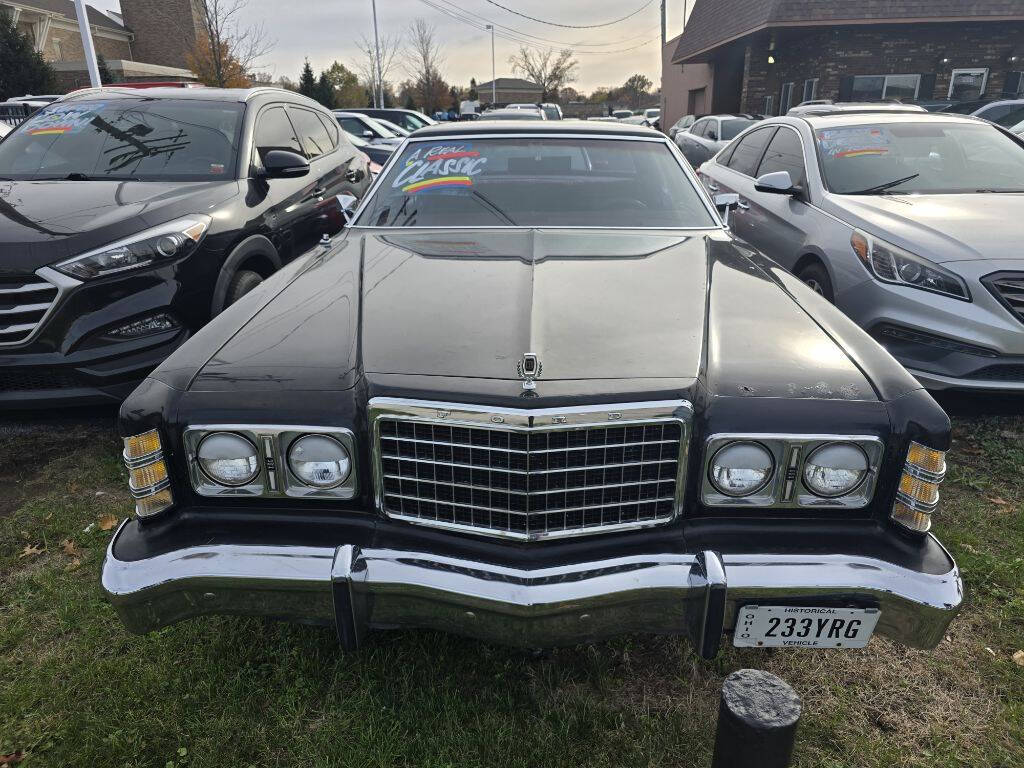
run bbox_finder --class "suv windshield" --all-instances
[357,137,716,228]
[0,98,244,181]
[815,121,1024,194]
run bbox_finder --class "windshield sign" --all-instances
[357,137,716,228]
[0,99,244,181]
[816,122,1024,194]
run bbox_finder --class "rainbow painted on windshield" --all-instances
[402,176,474,193]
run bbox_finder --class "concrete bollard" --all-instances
[711,669,802,768]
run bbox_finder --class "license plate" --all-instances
[733,605,880,648]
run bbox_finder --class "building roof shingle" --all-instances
[673,0,1024,62]
[476,77,543,92]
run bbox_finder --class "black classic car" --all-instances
[102,121,962,658]
[0,87,371,407]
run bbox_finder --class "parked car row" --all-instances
[100,118,963,663]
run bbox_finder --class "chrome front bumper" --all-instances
[101,523,963,657]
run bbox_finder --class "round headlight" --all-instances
[288,434,350,489]
[197,432,259,486]
[802,443,869,498]
[709,441,775,497]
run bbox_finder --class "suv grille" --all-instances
[374,405,687,541]
[0,368,79,391]
[0,274,59,345]
[983,272,1024,326]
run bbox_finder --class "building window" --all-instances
[779,82,794,114]
[763,94,775,116]
[803,78,819,102]
[948,68,989,100]
[852,74,921,102]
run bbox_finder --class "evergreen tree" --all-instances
[314,71,335,109]
[0,13,55,101]
[298,59,317,99]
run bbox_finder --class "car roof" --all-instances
[797,111,988,128]
[410,120,663,138]
[56,86,322,107]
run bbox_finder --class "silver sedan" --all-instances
[698,109,1024,392]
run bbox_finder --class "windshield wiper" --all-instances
[974,189,1024,193]
[846,173,920,195]
[470,188,517,226]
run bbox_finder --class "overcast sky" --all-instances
[88,0,695,93]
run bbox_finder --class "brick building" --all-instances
[1,0,199,93]
[661,0,1024,129]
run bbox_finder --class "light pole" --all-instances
[371,0,384,108]
[72,0,101,88]
[486,25,496,106]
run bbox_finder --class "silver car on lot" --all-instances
[675,114,761,167]
[698,108,1024,391]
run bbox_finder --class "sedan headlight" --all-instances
[55,216,210,280]
[802,442,869,498]
[709,441,775,497]
[196,432,260,487]
[851,230,969,300]
[287,434,351,488]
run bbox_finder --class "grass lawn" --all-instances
[1,402,1021,768]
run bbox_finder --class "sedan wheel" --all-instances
[797,262,835,303]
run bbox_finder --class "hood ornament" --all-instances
[516,352,542,391]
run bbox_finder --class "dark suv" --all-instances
[0,87,371,408]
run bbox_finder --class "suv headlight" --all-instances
[55,215,210,280]
[851,230,969,301]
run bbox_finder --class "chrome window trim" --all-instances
[701,433,884,509]
[184,424,358,500]
[0,267,80,348]
[369,397,693,541]
[348,132,727,230]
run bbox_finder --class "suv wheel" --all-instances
[225,269,263,306]
[798,262,834,302]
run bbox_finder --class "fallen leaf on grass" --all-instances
[1013,650,1024,667]
[65,558,82,571]
[97,513,118,531]
[985,646,997,657]
[987,497,1010,506]
[0,751,23,766]
[61,539,82,557]
[82,523,96,534]
[18,544,43,559]
[998,431,1023,440]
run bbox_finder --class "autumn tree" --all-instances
[0,13,54,100]
[622,73,654,110]
[508,47,578,101]
[187,0,271,88]
[403,19,448,115]
[324,61,363,108]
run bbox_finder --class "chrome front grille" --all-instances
[0,273,60,346]
[371,398,691,541]
[984,272,1024,326]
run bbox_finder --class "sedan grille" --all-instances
[983,272,1024,326]
[372,400,690,541]
[0,274,59,346]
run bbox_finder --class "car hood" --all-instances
[183,228,880,401]
[0,179,239,275]
[821,192,1024,264]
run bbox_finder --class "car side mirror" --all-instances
[362,130,374,140]
[337,193,359,224]
[707,131,718,141]
[713,192,739,224]
[261,149,309,179]
[754,170,798,195]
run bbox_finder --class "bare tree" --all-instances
[187,0,274,88]
[403,19,448,114]
[508,47,578,101]
[352,32,401,108]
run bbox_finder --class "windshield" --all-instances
[815,121,1024,194]
[356,137,716,228]
[0,98,244,181]
[994,106,1024,128]
[721,118,757,140]
[479,112,542,121]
